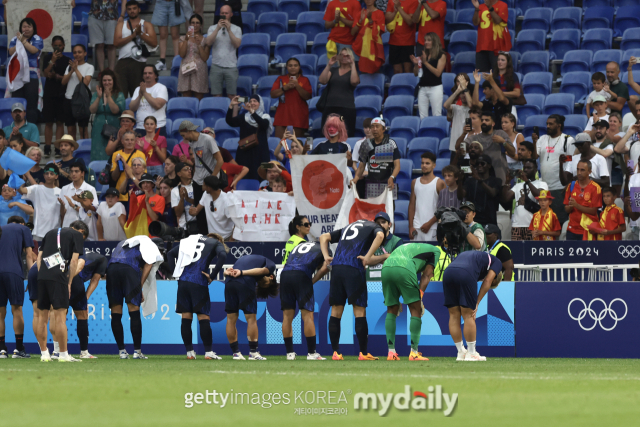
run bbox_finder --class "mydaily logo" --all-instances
[354,385,458,417]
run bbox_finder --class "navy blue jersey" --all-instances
[225,255,276,288]
[448,251,502,282]
[282,242,329,280]
[169,236,227,287]
[329,220,384,271]
[78,253,108,282]
[108,240,146,275]
[0,223,33,278]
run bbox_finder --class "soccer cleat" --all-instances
[51,352,60,360]
[119,350,129,359]
[464,352,487,362]
[332,351,343,360]
[205,352,222,360]
[358,352,379,360]
[58,354,82,362]
[187,351,196,360]
[0,350,8,359]
[286,352,296,360]
[12,350,31,359]
[80,351,97,359]
[248,352,267,360]
[133,351,148,360]
[409,351,429,361]
[387,351,401,361]
[155,60,167,71]
[40,352,52,362]
[307,352,326,360]
[233,352,246,360]
[456,349,468,361]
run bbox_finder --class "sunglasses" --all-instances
[210,201,216,212]
[302,222,311,227]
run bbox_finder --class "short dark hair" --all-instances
[421,151,436,162]
[520,140,534,153]
[602,186,617,196]
[272,176,286,187]
[70,160,86,173]
[51,35,65,44]
[69,220,89,239]
[481,111,495,122]
[442,164,459,176]
[166,155,180,165]
[7,216,25,225]
[522,158,538,169]
[482,80,493,90]
[143,65,159,81]
[72,44,86,53]
[592,72,606,83]
[126,0,140,8]
[203,175,224,190]
[469,107,482,117]
[578,159,592,170]
[256,278,279,299]
[19,18,37,38]
[0,129,5,138]
[548,114,565,130]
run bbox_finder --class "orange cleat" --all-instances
[358,352,379,360]
[387,351,400,361]
[409,351,429,361]
[332,351,344,360]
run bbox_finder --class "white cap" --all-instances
[370,117,385,126]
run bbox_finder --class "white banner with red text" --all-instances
[226,191,296,241]
[334,186,394,232]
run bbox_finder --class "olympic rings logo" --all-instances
[568,298,628,331]
[618,245,640,258]
[230,246,253,258]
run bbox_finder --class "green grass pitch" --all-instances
[3,355,640,426]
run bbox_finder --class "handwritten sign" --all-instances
[226,191,296,241]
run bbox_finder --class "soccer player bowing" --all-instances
[36,221,89,362]
[168,233,228,360]
[279,241,331,360]
[442,251,503,361]
[224,254,277,360]
[319,218,389,361]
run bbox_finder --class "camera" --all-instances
[149,220,187,242]
[237,96,249,103]
[435,207,469,256]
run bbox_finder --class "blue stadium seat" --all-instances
[448,9,475,33]
[564,115,589,136]
[293,54,317,76]
[561,50,592,74]
[560,72,591,103]
[166,98,199,122]
[582,0,612,9]
[455,0,476,10]
[621,28,640,51]
[354,95,382,118]
[0,35,7,65]
[236,179,261,191]
[441,73,456,97]
[517,0,545,14]
[278,0,309,20]
[238,33,271,56]
[71,34,88,51]
[509,51,521,72]
[614,7,640,38]
[522,72,553,95]
[199,98,231,127]
[549,29,580,60]
[222,139,239,158]
[166,138,178,154]
[520,51,549,74]
[247,0,277,15]
[448,30,477,56]
[434,158,449,177]
[615,0,639,6]
[170,118,205,140]
[394,220,410,241]
[308,96,321,121]
[408,137,439,169]
[515,93,545,126]
[444,10,456,41]
[622,49,640,72]
[544,0,574,10]
[396,178,412,200]
[236,76,253,98]
[382,96,414,123]
[419,117,449,140]
[523,115,548,138]
[393,138,408,158]
[438,138,451,158]
[592,49,623,74]
[388,73,418,97]
[543,93,575,115]
[394,200,410,221]
[390,117,420,142]
[275,33,307,62]
[354,73,385,97]
[514,29,546,54]
[257,12,288,41]
[398,159,414,180]
[312,32,330,57]
[452,51,476,75]
[268,137,281,153]
[237,55,269,83]
[214,119,240,144]
[582,29,613,53]
[583,6,614,33]
[158,76,178,99]
[508,9,517,32]
[522,8,553,32]
[316,54,329,76]
[622,72,640,98]
[88,160,107,182]
[550,7,581,33]
[171,56,182,78]
[295,11,325,41]
[242,12,256,34]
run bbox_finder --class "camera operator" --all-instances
[457,154,502,226]
[435,205,481,255]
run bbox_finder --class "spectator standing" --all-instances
[437,165,462,209]
[528,190,561,241]
[591,187,625,241]
[61,44,94,140]
[502,113,524,173]
[59,162,98,232]
[96,188,127,241]
[8,17,43,125]
[615,122,640,171]
[311,115,351,155]
[607,112,625,144]
[41,36,71,157]
[351,0,386,74]
[114,1,157,98]
[136,116,168,177]
[54,135,84,188]
[105,110,137,158]
[605,62,629,115]
[586,72,611,119]
[222,162,249,192]
[324,0,362,57]
[318,48,360,137]
[206,5,242,100]
[118,157,146,199]
[171,163,196,230]
[22,147,44,187]
[89,69,126,162]
[623,153,640,239]
[130,66,169,137]
[585,95,609,132]
[413,0,447,56]
[151,0,186,71]
[213,0,243,28]
[444,74,472,157]
[412,32,446,118]
[89,0,122,72]
[563,159,603,241]
[2,103,39,149]
[17,164,62,241]
[189,176,235,240]
[458,154,502,226]
[560,132,610,190]
[351,118,372,175]
[626,58,640,118]
[158,179,178,227]
[110,131,147,204]
[471,70,512,130]
[177,14,210,100]
[472,0,510,73]
[385,0,419,75]
[409,152,444,241]
[164,155,180,186]
[589,120,623,191]
[124,173,164,238]
[271,58,313,139]
[274,131,306,174]
[465,111,512,185]
[493,52,522,107]
[503,159,547,241]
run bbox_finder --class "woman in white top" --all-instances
[61,44,94,139]
[501,113,524,173]
[607,112,625,144]
[444,73,473,159]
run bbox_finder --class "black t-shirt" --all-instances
[37,227,85,285]
[329,220,384,272]
[482,98,512,130]
[463,176,502,226]
[310,141,350,155]
[491,245,512,269]
[365,137,401,183]
[42,53,71,98]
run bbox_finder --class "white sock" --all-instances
[41,349,49,356]
[53,341,60,353]
[388,348,396,353]
[119,349,127,354]
[468,341,476,354]
[455,342,465,352]
[59,351,68,358]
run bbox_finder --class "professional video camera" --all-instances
[149,221,187,242]
[434,206,469,256]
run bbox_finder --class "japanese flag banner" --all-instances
[226,191,296,241]
[7,0,73,53]
[334,186,394,232]
[291,154,351,239]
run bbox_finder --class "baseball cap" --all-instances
[105,188,120,197]
[574,133,592,144]
[370,117,385,126]
[43,164,59,175]
[535,189,554,200]
[460,201,476,211]
[484,224,501,236]
[374,212,391,222]
[175,162,191,173]
[477,154,493,165]
[179,120,200,132]
[593,119,610,129]
[139,173,156,185]
[11,102,25,112]
[78,190,94,200]
[592,94,607,104]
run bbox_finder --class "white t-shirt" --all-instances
[78,205,98,241]
[170,183,195,228]
[625,132,640,169]
[60,182,99,227]
[629,173,640,227]
[585,114,609,132]
[536,133,575,191]
[593,141,615,176]
[199,191,234,239]
[510,179,549,227]
[564,154,610,181]
[96,201,127,241]
[132,83,168,128]
[64,62,94,99]
[23,185,62,240]
[449,104,470,151]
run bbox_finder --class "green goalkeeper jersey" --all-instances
[382,243,440,274]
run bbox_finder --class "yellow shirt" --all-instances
[110,150,147,201]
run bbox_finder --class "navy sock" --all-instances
[355,317,369,355]
[328,316,341,352]
[15,334,24,352]
[199,319,212,352]
[230,341,240,353]
[306,335,316,354]
[130,311,142,351]
[284,336,294,354]
[249,340,258,353]
[76,320,88,352]
[111,313,125,351]
[181,318,193,352]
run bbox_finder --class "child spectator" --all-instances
[171,163,196,229]
[221,162,249,192]
[592,186,626,241]
[258,161,293,193]
[528,190,561,241]
[0,185,33,225]
[586,72,611,119]
[271,176,288,193]
[171,138,194,166]
[96,188,127,241]
[436,165,461,209]
[124,173,165,238]
[585,95,609,131]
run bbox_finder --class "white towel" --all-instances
[6,41,31,92]
[124,236,164,317]
[172,234,203,278]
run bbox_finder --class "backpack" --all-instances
[71,82,92,121]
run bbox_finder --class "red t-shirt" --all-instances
[222,162,245,192]
[386,0,419,46]
[599,205,625,241]
[417,0,447,48]
[271,75,313,129]
[138,136,167,167]
[563,180,603,237]
[324,0,362,45]
[476,1,511,54]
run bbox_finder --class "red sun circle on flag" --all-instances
[301,160,344,209]
[26,9,54,40]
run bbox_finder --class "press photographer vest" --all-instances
[461,223,487,253]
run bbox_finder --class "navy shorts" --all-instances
[106,263,142,308]
[69,277,88,312]
[37,280,69,311]
[329,265,367,308]
[27,268,38,302]
[176,280,211,316]
[0,273,25,307]
[280,270,314,312]
[442,267,478,309]
[224,280,257,314]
